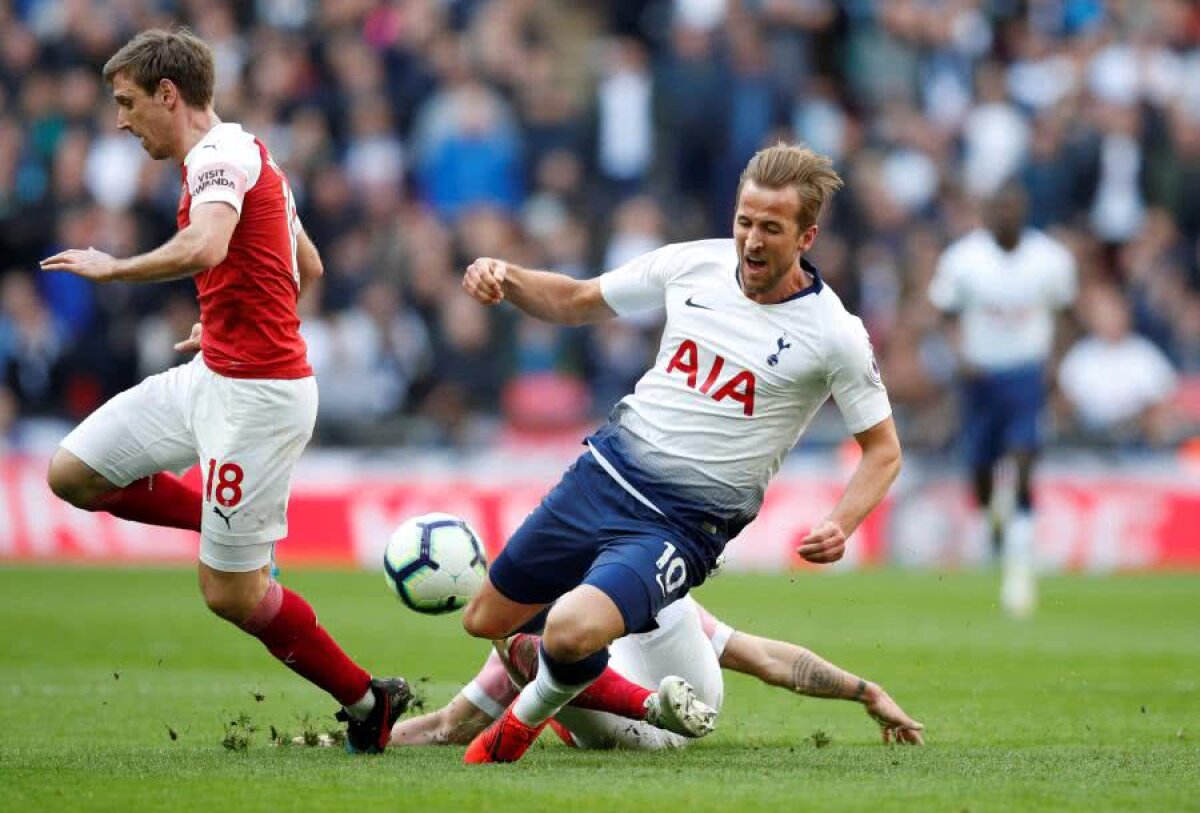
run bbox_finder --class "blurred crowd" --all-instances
[2,0,1200,454]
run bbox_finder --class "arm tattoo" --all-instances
[789,652,845,698]
[853,679,867,701]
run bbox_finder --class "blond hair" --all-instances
[103,28,214,108]
[737,143,843,229]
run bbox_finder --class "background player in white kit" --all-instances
[929,184,1076,618]
[39,29,409,753]
[391,596,924,750]
[457,143,903,763]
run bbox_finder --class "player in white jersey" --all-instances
[929,184,1076,618]
[391,596,923,749]
[456,144,903,764]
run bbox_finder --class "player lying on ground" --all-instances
[457,143,902,763]
[392,596,923,749]
[38,28,408,752]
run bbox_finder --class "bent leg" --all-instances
[556,597,721,750]
[200,560,372,708]
[505,586,624,728]
[50,376,201,527]
[502,632,652,721]
[462,578,547,641]
[51,362,203,530]
[541,585,626,663]
[198,561,271,623]
[46,449,119,507]
[49,448,201,531]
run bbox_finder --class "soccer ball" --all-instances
[383,513,488,615]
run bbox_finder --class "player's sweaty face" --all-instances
[111,73,172,160]
[733,182,815,301]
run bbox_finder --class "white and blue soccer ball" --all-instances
[383,512,488,615]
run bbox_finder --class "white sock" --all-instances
[511,649,590,727]
[1002,511,1036,616]
[970,512,997,565]
[344,686,376,720]
[1004,511,1034,575]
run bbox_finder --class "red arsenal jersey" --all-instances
[177,122,312,379]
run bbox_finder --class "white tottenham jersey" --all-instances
[592,238,891,529]
[929,228,1076,370]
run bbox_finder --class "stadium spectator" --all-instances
[0,271,70,417]
[1058,285,1179,446]
[0,0,1198,454]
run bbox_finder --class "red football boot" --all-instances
[463,706,548,764]
[547,717,577,748]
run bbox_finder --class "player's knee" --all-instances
[46,451,109,509]
[461,600,506,640]
[199,575,265,625]
[542,610,611,662]
[46,466,83,506]
[202,585,251,623]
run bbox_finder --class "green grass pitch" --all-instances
[1,566,1197,812]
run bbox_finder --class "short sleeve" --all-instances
[827,314,892,434]
[928,246,964,313]
[598,243,685,315]
[186,134,261,216]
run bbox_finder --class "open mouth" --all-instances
[745,257,768,272]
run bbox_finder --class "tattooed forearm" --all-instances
[789,652,849,698]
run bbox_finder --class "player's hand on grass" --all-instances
[174,322,202,353]
[40,247,117,282]
[862,684,924,745]
[462,257,508,305]
[797,519,846,564]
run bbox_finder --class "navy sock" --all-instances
[539,642,610,686]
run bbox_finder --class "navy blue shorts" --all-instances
[962,365,1044,469]
[488,452,717,635]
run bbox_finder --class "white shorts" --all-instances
[60,355,317,572]
[462,595,732,750]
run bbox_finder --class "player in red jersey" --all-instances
[39,28,408,753]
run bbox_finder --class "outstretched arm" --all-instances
[718,630,924,745]
[390,693,493,747]
[40,202,239,284]
[462,257,616,326]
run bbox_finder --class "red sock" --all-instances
[91,473,201,532]
[506,633,652,721]
[572,668,653,720]
[241,582,372,707]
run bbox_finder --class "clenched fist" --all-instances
[797,518,846,564]
[462,258,508,305]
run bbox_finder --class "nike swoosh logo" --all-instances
[685,296,713,310]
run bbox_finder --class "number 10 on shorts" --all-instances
[655,541,687,597]
[205,459,245,507]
